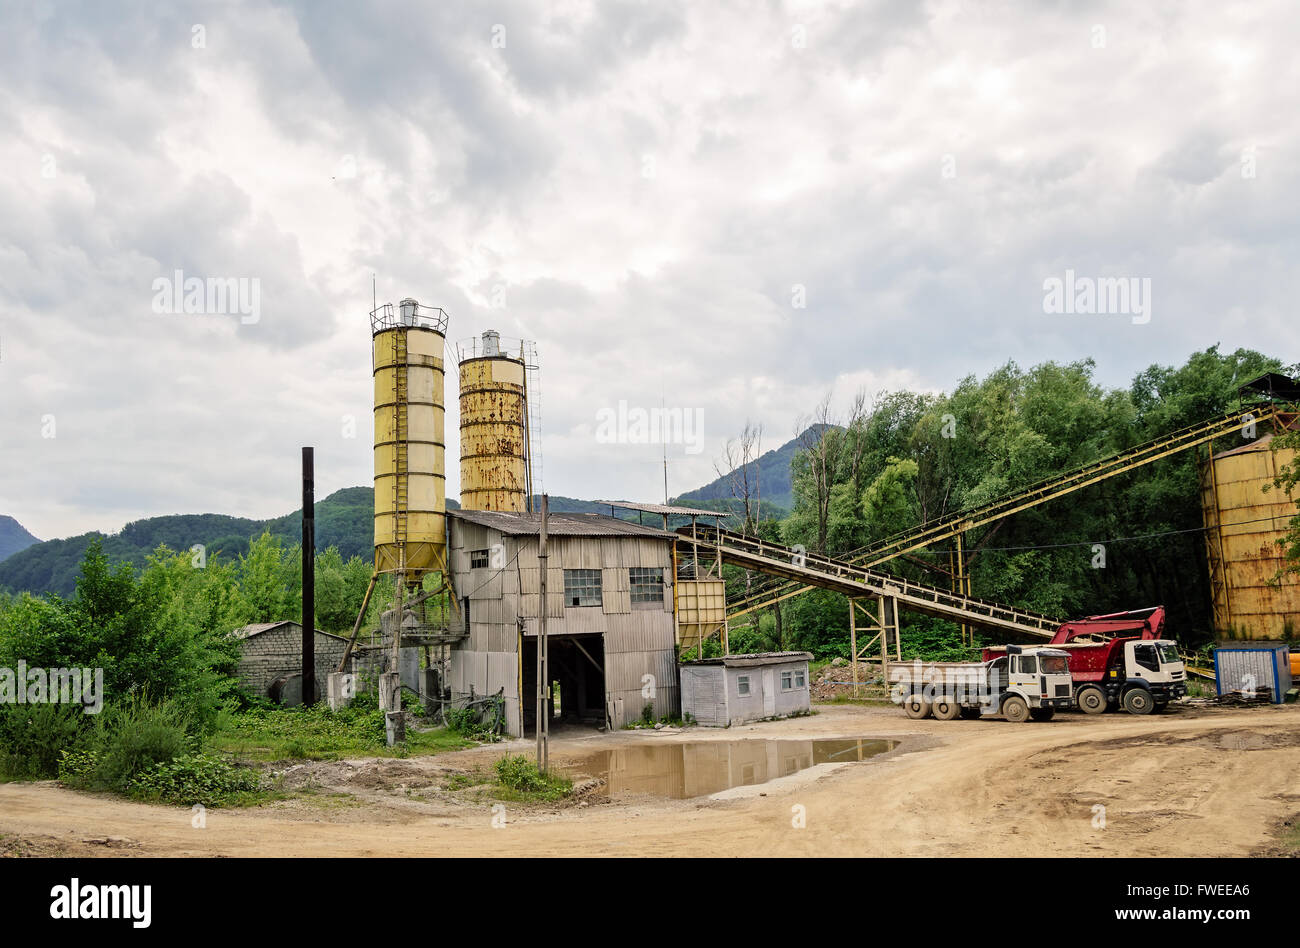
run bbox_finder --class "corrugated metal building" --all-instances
[1214,645,1292,703]
[679,652,813,726]
[445,509,680,735]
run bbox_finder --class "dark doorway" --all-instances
[521,634,606,734]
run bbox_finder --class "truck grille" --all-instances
[1055,684,1070,697]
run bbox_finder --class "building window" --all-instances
[781,671,793,690]
[795,670,806,688]
[737,675,751,696]
[470,549,489,569]
[564,569,603,607]
[629,567,664,604]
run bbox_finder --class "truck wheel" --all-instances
[903,695,931,719]
[1122,688,1154,715]
[932,698,961,721]
[1029,708,1055,722]
[1002,696,1030,723]
[1076,686,1107,715]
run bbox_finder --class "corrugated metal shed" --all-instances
[1214,645,1292,703]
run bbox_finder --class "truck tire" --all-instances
[932,698,961,720]
[903,694,931,719]
[1122,688,1154,715]
[1076,685,1107,715]
[1029,708,1055,722]
[1002,695,1030,723]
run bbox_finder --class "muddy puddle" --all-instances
[562,737,898,799]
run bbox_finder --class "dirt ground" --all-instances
[2,702,1298,858]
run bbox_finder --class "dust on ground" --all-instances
[2,702,1297,857]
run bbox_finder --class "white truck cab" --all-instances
[995,645,1074,721]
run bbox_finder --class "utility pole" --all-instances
[301,447,316,706]
[536,494,549,772]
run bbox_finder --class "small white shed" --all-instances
[679,651,814,726]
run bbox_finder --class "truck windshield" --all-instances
[1041,655,1068,675]
[1157,644,1180,665]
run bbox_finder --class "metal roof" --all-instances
[230,621,346,641]
[449,509,676,539]
[1241,372,1300,402]
[599,500,729,518]
[680,650,814,667]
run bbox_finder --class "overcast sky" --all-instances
[2,0,1297,541]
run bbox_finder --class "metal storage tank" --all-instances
[1198,423,1300,640]
[458,331,531,512]
[372,298,449,577]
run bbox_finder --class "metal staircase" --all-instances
[681,527,1062,640]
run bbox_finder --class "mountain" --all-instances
[0,516,41,564]
[0,489,403,598]
[675,424,833,514]
[0,427,828,597]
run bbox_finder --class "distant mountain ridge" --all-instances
[0,426,826,596]
[0,516,40,564]
[675,425,833,512]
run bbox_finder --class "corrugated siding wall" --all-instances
[447,521,678,734]
[1200,441,1300,639]
[680,665,727,726]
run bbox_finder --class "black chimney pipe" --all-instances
[302,446,316,706]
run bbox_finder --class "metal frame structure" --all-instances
[728,405,1280,620]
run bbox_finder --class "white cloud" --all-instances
[2,0,1298,538]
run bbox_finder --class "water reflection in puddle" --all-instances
[563,738,898,799]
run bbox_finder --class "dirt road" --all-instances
[2,703,1297,857]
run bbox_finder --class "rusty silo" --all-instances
[371,298,450,578]
[1199,415,1300,640]
[457,331,534,512]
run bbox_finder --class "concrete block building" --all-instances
[231,621,349,703]
[445,509,680,735]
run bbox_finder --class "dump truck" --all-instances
[984,607,1187,714]
[891,645,1074,722]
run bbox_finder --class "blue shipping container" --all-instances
[1214,646,1292,704]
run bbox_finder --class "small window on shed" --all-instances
[470,549,489,569]
[781,671,793,690]
[563,569,603,607]
[795,670,806,688]
[737,675,751,696]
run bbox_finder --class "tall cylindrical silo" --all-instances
[1199,422,1300,640]
[372,298,449,577]
[459,330,530,512]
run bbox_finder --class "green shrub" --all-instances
[0,703,91,779]
[128,753,262,805]
[493,754,572,799]
[78,699,194,792]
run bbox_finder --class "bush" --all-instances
[0,703,91,779]
[128,753,262,805]
[493,754,572,799]
[74,699,194,793]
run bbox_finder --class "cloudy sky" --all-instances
[2,0,1297,541]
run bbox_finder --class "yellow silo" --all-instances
[1199,420,1300,640]
[372,299,449,577]
[459,330,530,512]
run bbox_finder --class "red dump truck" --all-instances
[984,607,1187,714]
